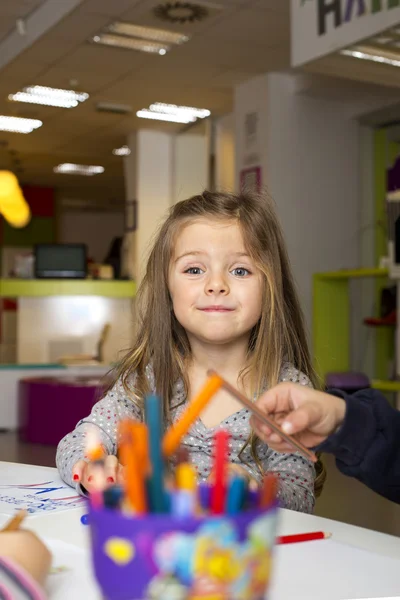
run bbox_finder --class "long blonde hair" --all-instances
[111,190,325,493]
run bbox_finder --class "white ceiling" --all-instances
[1,0,400,201]
[0,0,290,197]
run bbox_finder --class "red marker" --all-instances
[211,430,229,515]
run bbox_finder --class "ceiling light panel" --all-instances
[112,145,131,156]
[136,109,196,123]
[8,85,88,109]
[91,33,169,54]
[54,163,104,176]
[0,116,43,134]
[108,22,190,44]
[149,102,210,119]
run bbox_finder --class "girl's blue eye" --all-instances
[185,267,203,275]
[232,267,250,277]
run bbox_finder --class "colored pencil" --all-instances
[2,510,27,532]
[277,531,331,545]
[207,370,317,463]
[162,373,223,457]
[119,421,147,514]
[210,430,229,515]
[145,395,168,513]
[226,476,246,515]
[172,462,197,518]
[260,473,278,508]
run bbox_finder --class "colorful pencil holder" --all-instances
[88,503,279,600]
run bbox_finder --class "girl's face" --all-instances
[168,218,263,349]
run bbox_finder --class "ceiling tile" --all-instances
[42,12,112,43]
[55,42,150,76]
[33,65,125,94]
[119,0,239,35]
[202,6,289,45]
[79,0,143,17]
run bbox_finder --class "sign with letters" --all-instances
[291,0,400,66]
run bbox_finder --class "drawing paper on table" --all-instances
[45,539,99,600]
[0,462,85,516]
[270,539,400,600]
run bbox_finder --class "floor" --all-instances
[1,432,399,537]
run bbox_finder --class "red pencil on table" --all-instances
[277,531,331,545]
[211,430,229,515]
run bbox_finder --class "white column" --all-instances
[123,127,209,282]
[173,127,209,202]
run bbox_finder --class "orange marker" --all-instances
[162,373,223,457]
[119,421,148,514]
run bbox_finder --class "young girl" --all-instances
[56,190,324,513]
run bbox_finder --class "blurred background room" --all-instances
[0,0,400,537]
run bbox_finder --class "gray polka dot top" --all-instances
[56,362,316,513]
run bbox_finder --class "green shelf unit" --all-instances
[0,279,136,298]
[313,268,390,382]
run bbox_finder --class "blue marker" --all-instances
[80,514,89,525]
[144,394,168,513]
[226,476,246,515]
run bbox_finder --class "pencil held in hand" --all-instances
[2,510,27,532]
[207,370,317,463]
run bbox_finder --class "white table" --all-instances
[1,462,400,600]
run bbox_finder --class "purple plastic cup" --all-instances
[88,502,279,600]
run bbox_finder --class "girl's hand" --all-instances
[0,530,51,586]
[251,383,346,451]
[207,463,259,489]
[72,456,124,493]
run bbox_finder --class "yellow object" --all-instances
[176,463,197,491]
[0,171,31,228]
[103,537,135,565]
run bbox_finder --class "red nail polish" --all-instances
[107,477,115,483]
[73,474,79,481]
[88,476,93,482]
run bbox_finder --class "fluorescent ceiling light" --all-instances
[341,47,400,68]
[54,163,104,176]
[137,109,196,123]
[92,33,168,54]
[149,102,210,119]
[8,85,88,108]
[112,145,131,156]
[374,36,393,44]
[0,116,43,133]
[108,22,189,45]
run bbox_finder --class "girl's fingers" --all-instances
[104,455,119,484]
[80,462,96,491]
[72,460,87,483]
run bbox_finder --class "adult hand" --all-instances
[250,383,346,451]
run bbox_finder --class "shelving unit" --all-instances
[313,268,398,393]
[0,279,136,298]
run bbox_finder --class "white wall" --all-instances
[215,114,235,192]
[59,211,124,263]
[234,72,361,333]
[174,132,209,202]
[17,296,133,365]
